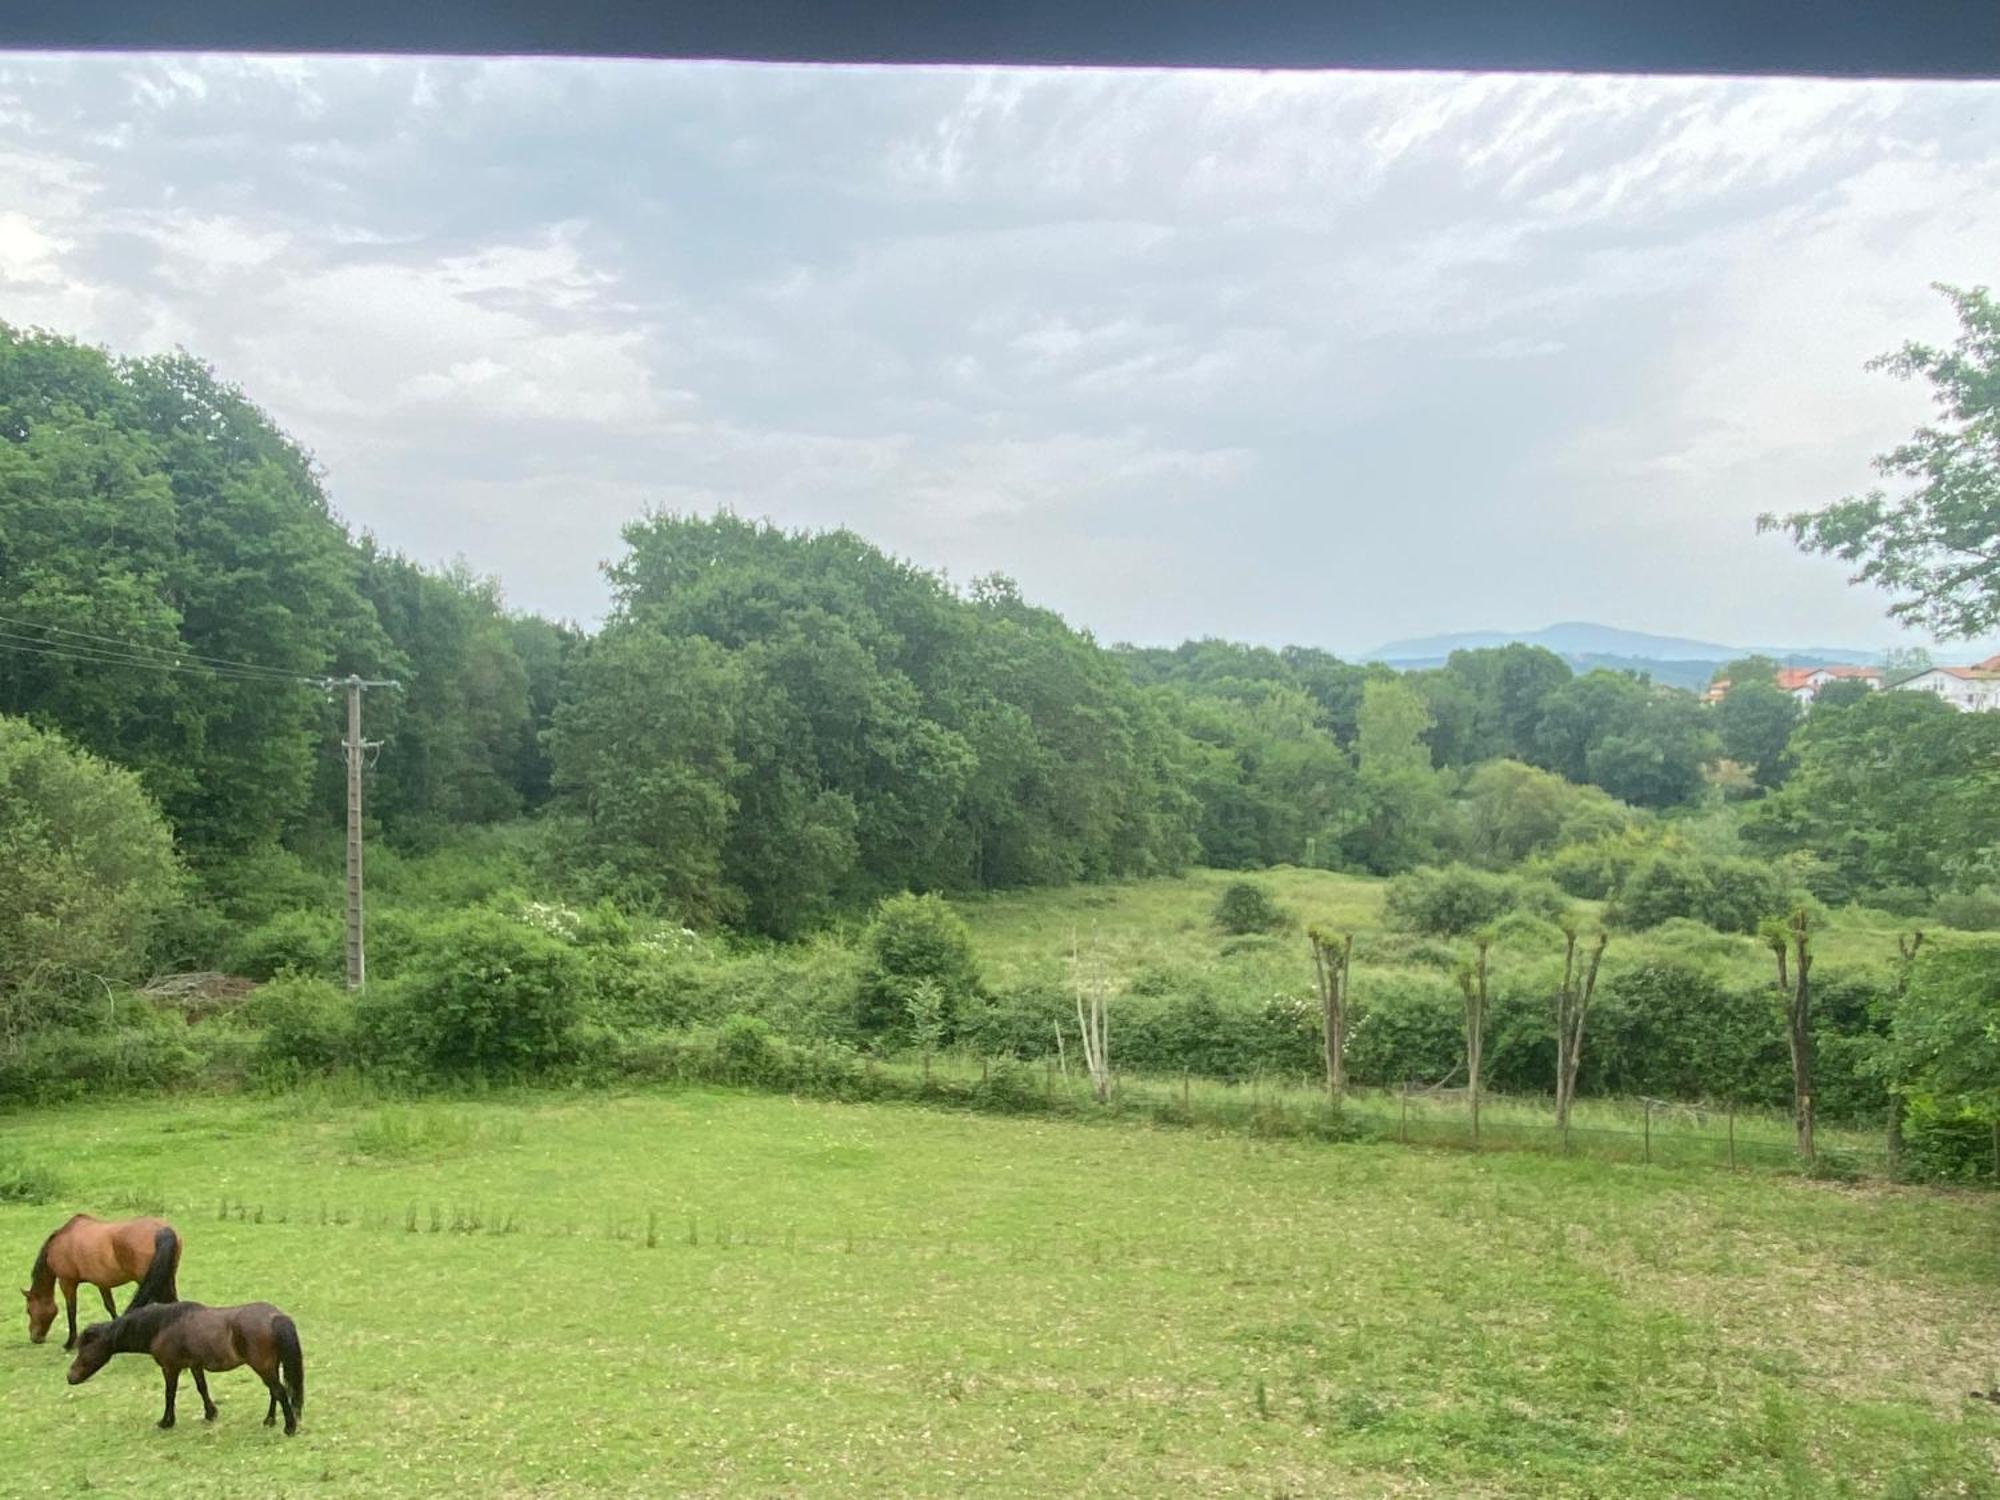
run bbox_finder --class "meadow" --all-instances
[5,1087,1998,1498]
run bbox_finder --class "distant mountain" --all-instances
[1364,622,1878,683]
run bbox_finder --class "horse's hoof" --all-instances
[283,1426,298,1437]
[157,1419,174,1431]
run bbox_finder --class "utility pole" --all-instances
[335,674,399,991]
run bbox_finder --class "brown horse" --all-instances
[67,1301,305,1435]
[22,1215,181,1349]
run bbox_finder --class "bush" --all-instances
[0,716,182,1029]
[1612,854,1792,935]
[855,893,979,1041]
[1898,1100,1996,1184]
[1211,881,1288,936]
[1343,969,1464,1086]
[358,910,584,1080]
[227,909,342,981]
[1934,886,2000,932]
[1539,833,1653,902]
[1383,864,1567,939]
[244,975,355,1080]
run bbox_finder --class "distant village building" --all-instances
[1893,659,2000,713]
[1773,665,1883,705]
[1701,663,1882,708]
[1704,655,1999,711]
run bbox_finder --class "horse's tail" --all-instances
[274,1314,305,1417]
[130,1226,180,1309]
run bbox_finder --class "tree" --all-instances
[1456,938,1491,1145]
[856,893,979,1041]
[1747,690,2000,898]
[1552,929,1608,1131]
[545,628,745,921]
[1713,678,1801,791]
[1452,759,1631,869]
[1346,678,1447,873]
[1882,940,2000,1119]
[0,716,181,1044]
[0,326,391,851]
[1308,927,1353,1100]
[1070,927,1112,1104]
[1760,285,2000,639]
[1764,909,1816,1162]
[1713,654,1782,688]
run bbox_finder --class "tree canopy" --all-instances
[1761,284,2000,639]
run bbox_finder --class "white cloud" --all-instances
[0,55,1994,651]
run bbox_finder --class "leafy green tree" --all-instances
[1713,654,1782,688]
[1760,285,2000,639]
[0,716,181,1039]
[1713,678,1801,791]
[856,892,979,1040]
[1812,678,1874,711]
[1451,759,1632,869]
[1344,678,1446,873]
[355,550,533,835]
[545,627,745,922]
[1437,644,1573,764]
[0,326,391,851]
[1747,689,2000,898]
[1883,942,2000,1117]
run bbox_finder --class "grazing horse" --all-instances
[66,1301,305,1435]
[22,1215,181,1349]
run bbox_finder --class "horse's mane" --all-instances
[109,1299,200,1350]
[29,1215,92,1289]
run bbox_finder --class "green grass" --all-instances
[4,1088,1997,1497]
[956,865,1389,991]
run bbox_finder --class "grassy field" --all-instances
[953,864,1928,995]
[5,1088,1998,1497]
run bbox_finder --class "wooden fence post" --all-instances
[1400,1078,1409,1144]
[1643,1099,1652,1165]
[1727,1103,1736,1172]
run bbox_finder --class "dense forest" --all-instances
[1,298,1996,1178]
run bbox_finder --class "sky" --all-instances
[0,55,1995,659]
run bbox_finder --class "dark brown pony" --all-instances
[66,1301,305,1435]
[22,1215,181,1349]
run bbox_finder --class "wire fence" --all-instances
[885,1052,1911,1180]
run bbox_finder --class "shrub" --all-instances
[0,716,182,1030]
[1539,834,1653,902]
[1211,881,1288,936]
[855,893,979,1040]
[1383,864,1566,938]
[227,909,342,981]
[1612,854,1792,936]
[244,975,355,1080]
[358,910,584,1080]
[1898,1099,1995,1184]
[1343,970,1465,1086]
[1934,886,2000,932]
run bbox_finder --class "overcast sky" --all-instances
[1,55,1995,657]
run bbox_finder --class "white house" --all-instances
[1892,664,2000,712]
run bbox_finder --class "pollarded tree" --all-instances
[1308,926,1354,1101]
[1553,929,1608,1131]
[1456,937,1491,1146]
[1761,284,2000,639]
[0,716,181,1043]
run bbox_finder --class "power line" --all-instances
[0,630,325,686]
[0,608,319,682]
